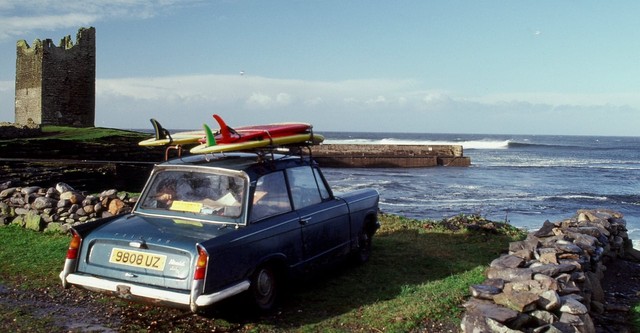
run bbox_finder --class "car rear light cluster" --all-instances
[66,231,82,259]
[193,245,209,280]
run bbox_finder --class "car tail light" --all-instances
[66,231,82,259]
[193,245,209,280]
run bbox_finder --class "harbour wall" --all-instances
[311,144,470,168]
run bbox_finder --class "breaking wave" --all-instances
[323,138,511,150]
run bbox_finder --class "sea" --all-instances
[319,132,640,248]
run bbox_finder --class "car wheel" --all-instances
[251,265,278,311]
[355,226,373,263]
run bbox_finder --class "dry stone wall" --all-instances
[461,209,637,333]
[0,181,136,233]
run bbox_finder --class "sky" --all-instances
[0,0,639,136]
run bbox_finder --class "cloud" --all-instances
[2,73,639,136]
[0,0,203,41]
[475,92,640,109]
[0,14,98,40]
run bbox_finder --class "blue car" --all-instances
[60,152,379,312]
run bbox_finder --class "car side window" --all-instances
[287,166,330,210]
[250,171,292,222]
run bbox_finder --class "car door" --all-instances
[286,166,350,262]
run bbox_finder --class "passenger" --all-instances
[154,178,178,208]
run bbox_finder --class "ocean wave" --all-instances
[323,138,511,150]
[544,194,609,201]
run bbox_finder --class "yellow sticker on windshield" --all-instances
[169,200,203,213]
[173,219,203,227]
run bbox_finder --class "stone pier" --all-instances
[310,144,471,168]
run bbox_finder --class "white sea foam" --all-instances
[323,138,510,150]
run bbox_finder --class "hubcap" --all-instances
[257,270,273,296]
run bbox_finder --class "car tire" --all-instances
[354,225,373,263]
[251,265,278,311]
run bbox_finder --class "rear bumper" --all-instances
[61,272,250,312]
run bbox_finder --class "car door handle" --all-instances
[299,217,311,225]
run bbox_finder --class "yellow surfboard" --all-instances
[190,133,324,154]
[139,131,204,147]
[138,118,204,147]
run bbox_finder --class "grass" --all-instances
[39,125,147,141]
[0,214,528,331]
[0,125,147,143]
[0,226,70,288]
[633,304,640,331]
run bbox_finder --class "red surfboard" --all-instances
[202,114,313,146]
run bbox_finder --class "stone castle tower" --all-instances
[15,27,95,127]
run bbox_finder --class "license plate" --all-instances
[109,248,167,271]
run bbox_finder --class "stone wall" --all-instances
[311,144,471,167]
[15,27,95,127]
[460,209,638,332]
[0,181,136,234]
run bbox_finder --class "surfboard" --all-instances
[207,114,313,145]
[139,115,319,152]
[138,119,204,147]
[190,133,325,154]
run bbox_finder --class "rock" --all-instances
[530,309,557,326]
[463,298,520,323]
[68,204,80,214]
[108,198,126,215]
[534,220,557,238]
[59,191,85,205]
[45,187,57,197]
[485,317,522,333]
[494,290,539,312]
[57,199,70,208]
[83,205,94,214]
[470,284,502,300]
[9,196,26,206]
[56,182,74,193]
[0,187,18,199]
[100,189,118,199]
[82,197,95,207]
[530,263,575,277]
[491,254,525,269]
[560,298,588,315]
[44,222,66,234]
[537,248,558,264]
[76,208,87,217]
[32,196,57,210]
[21,186,41,195]
[555,241,583,254]
[487,267,533,281]
[24,211,43,231]
[0,181,12,191]
[11,215,25,227]
[0,202,10,215]
[538,290,561,311]
[533,273,558,291]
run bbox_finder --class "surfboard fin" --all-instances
[203,123,217,147]
[213,114,233,141]
[150,118,172,141]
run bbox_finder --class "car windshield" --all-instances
[138,168,247,222]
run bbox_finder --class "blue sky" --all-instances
[0,0,639,135]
